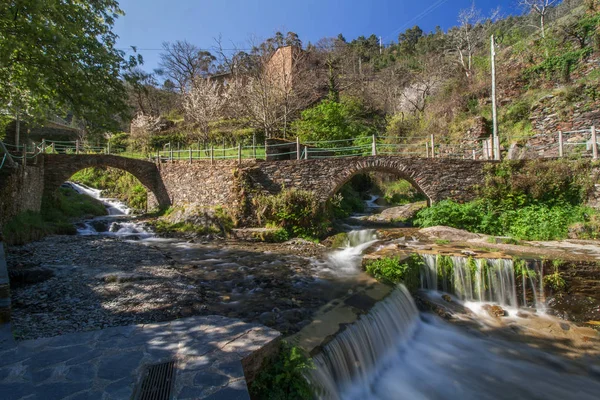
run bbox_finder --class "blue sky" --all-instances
[113,0,524,72]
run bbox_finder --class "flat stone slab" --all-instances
[0,315,280,400]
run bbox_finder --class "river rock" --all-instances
[419,226,485,242]
[367,202,427,223]
[482,304,507,318]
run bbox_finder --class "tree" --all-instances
[158,40,216,92]
[449,4,499,79]
[398,26,424,55]
[0,0,141,143]
[229,35,319,138]
[519,0,560,38]
[292,97,379,145]
[182,78,228,145]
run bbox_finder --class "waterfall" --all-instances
[308,283,600,400]
[420,254,523,308]
[67,182,154,239]
[309,286,419,399]
[325,230,379,276]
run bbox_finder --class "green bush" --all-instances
[364,254,422,290]
[254,189,331,239]
[249,342,314,400]
[525,47,593,83]
[414,200,594,241]
[381,179,427,205]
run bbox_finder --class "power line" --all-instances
[383,0,450,41]
[117,47,256,52]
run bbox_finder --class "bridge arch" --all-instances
[324,158,436,206]
[42,154,171,209]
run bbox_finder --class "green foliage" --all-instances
[415,159,597,240]
[108,133,130,152]
[292,97,382,145]
[435,239,450,245]
[71,167,148,212]
[364,254,423,291]
[334,185,365,218]
[380,179,426,205]
[525,47,593,83]
[504,100,531,124]
[0,0,141,134]
[544,271,567,292]
[254,189,331,239]
[249,342,315,400]
[4,187,107,245]
[415,199,594,241]
[255,227,290,243]
[514,257,537,279]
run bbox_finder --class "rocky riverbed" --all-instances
[6,235,370,341]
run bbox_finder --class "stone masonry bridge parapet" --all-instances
[244,157,489,205]
[1,155,491,229]
[42,154,172,209]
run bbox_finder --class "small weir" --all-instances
[308,233,600,399]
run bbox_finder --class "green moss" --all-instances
[329,232,349,248]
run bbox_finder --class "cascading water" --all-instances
[68,182,154,239]
[418,254,544,309]
[310,284,600,400]
[310,286,420,399]
[325,230,379,276]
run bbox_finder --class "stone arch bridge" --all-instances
[1,154,490,228]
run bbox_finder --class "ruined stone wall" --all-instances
[0,159,45,233]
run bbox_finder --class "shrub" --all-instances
[254,189,331,239]
[249,342,314,400]
[525,47,593,83]
[364,255,422,291]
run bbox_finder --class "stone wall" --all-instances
[0,160,45,233]
[156,160,256,220]
[242,157,490,205]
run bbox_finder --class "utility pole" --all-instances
[491,34,500,160]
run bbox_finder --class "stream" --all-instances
[11,185,599,399]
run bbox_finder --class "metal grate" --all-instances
[133,361,177,400]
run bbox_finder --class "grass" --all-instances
[4,187,107,245]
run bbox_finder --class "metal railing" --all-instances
[1,125,598,170]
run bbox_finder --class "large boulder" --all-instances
[418,226,485,242]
